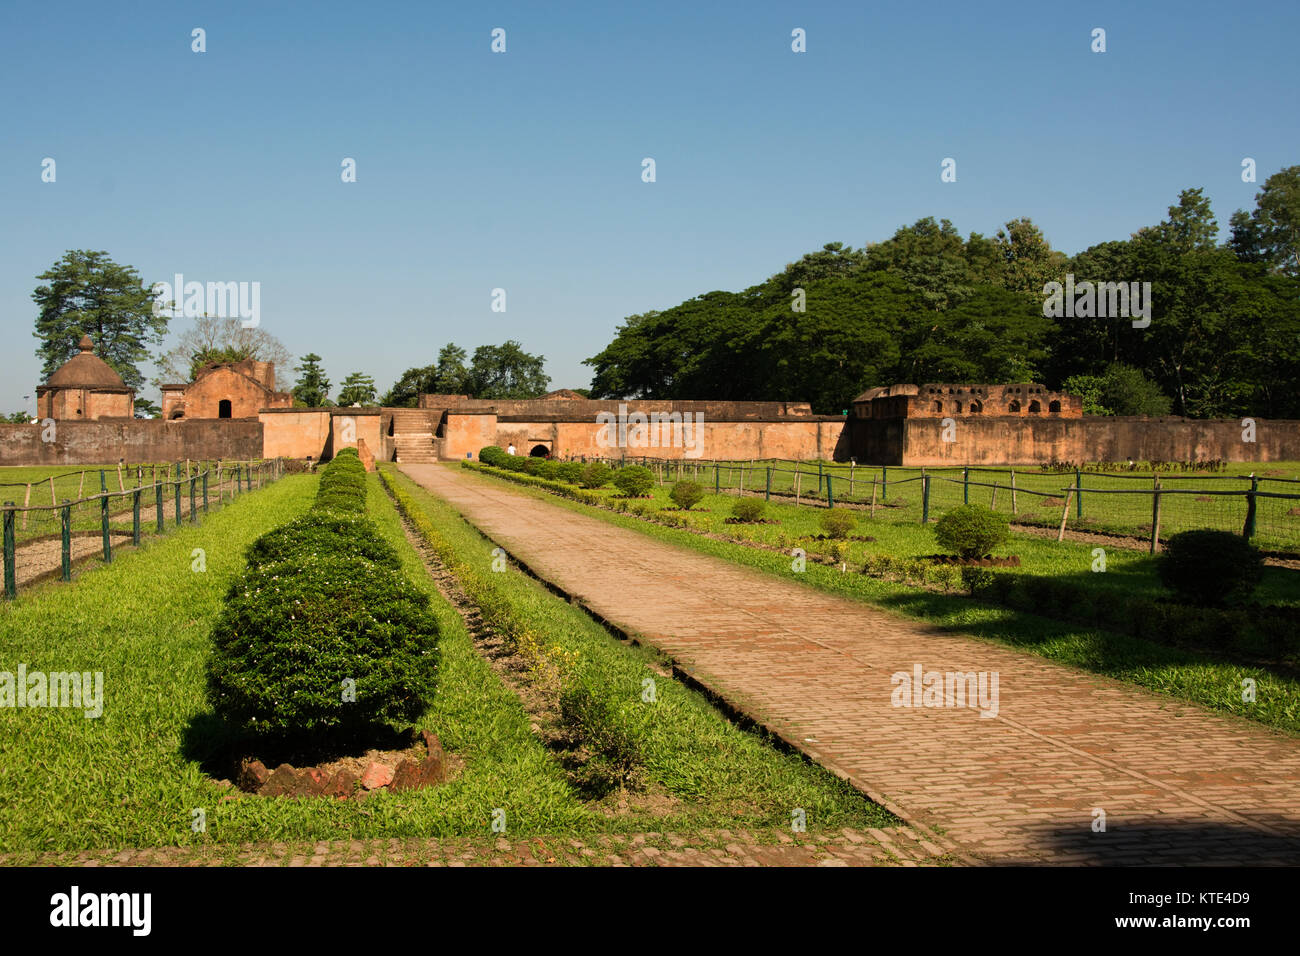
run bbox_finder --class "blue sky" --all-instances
[2,0,1296,412]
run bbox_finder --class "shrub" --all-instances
[731,498,766,522]
[314,487,367,514]
[670,480,705,510]
[578,462,612,488]
[504,454,530,473]
[206,553,440,742]
[932,504,1009,558]
[555,462,583,484]
[1158,530,1264,607]
[536,460,560,480]
[244,512,400,570]
[613,465,655,497]
[479,445,505,466]
[523,457,545,476]
[819,509,857,539]
[558,679,646,794]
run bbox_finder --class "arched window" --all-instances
[1028,400,1041,414]
[1008,400,1021,413]
[218,399,232,419]
[952,401,963,413]
[1049,400,1061,413]
[932,400,942,413]
[969,401,983,414]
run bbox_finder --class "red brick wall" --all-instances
[0,420,263,466]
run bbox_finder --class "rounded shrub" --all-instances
[1158,530,1264,607]
[206,553,440,742]
[314,486,367,514]
[479,445,505,466]
[244,512,400,570]
[932,504,1009,558]
[613,465,655,497]
[819,509,857,539]
[670,480,705,510]
[731,498,766,522]
[578,462,612,488]
[504,455,530,473]
[555,462,583,484]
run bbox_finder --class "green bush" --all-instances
[479,445,505,466]
[613,465,655,497]
[669,480,705,510]
[578,462,612,488]
[244,511,400,570]
[731,498,766,522]
[558,679,646,794]
[819,509,857,539]
[932,504,1009,558]
[206,553,440,742]
[314,487,367,514]
[536,460,560,480]
[523,457,546,476]
[555,462,583,484]
[503,454,530,473]
[1158,530,1264,607]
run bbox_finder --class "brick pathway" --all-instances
[400,464,1300,865]
[3,827,946,868]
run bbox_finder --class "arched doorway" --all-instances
[529,444,551,458]
[218,399,232,418]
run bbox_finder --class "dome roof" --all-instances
[45,335,129,389]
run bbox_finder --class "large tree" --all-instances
[337,371,377,406]
[292,353,332,407]
[465,341,550,399]
[32,250,167,391]
[1230,165,1300,276]
[155,315,292,384]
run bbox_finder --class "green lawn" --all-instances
[461,462,1300,735]
[0,467,896,859]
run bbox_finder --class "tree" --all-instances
[133,397,162,418]
[1,411,32,424]
[1133,188,1219,254]
[292,354,332,407]
[380,365,436,407]
[155,315,292,384]
[337,372,377,406]
[1229,165,1300,276]
[433,344,470,393]
[993,218,1067,297]
[1064,364,1171,416]
[863,218,973,310]
[32,250,168,391]
[465,341,549,399]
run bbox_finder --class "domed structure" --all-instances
[36,335,135,420]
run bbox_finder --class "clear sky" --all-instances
[2,0,1296,413]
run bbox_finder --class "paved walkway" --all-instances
[401,464,1300,865]
[4,827,945,868]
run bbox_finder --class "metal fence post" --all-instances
[765,467,771,502]
[61,501,71,581]
[1149,477,1162,553]
[881,465,888,501]
[922,474,931,524]
[963,466,969,504]
[827,475,834,508]
[1244,475,1258,540]
[190,476,198,523]
[1075,468,1083,519]
[156,480,165,533]
[132,488,141,546]
[174,464,182,527]
[3,503,15,599]
[101,494,112,562]
[203,470,209,514]
[714,463,720,494]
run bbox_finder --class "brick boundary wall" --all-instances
[0,420,264,465]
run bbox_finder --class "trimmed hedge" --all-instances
[932,505,1009,559]
[1158,530,1264,607]
[731,498,766,522]
[613,465,654,497]
[579,462,612,489]
[670,481,705,510]
[206,552,440,740]
[244,510,401,569]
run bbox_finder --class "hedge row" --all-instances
[205,448,440,744]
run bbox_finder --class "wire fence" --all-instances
[1,458,288,600]
[577,456,1300,553]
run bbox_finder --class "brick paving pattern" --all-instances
[2,827,946,868]
[400,464,1300,865]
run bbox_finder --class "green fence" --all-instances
[2,458,287,600]
[576,456,1300,553]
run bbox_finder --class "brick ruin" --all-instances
[4,350,1298,465]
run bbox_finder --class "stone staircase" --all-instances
[389,408,439,463]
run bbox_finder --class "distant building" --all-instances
[161,359,293,420]
[36,335,135,420]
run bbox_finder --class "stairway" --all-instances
[389,408,438,463]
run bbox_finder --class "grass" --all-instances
[0,467,896,858]
[461,462,1300,735]
[380,465,897,831]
